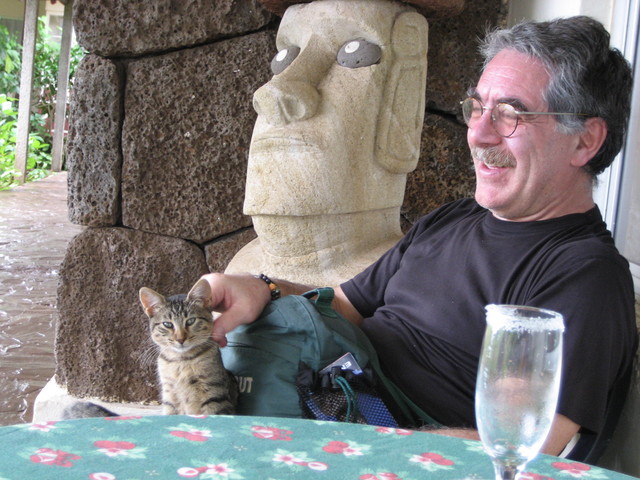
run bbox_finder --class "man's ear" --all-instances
[374,11,428,174]
[572,117,608,168]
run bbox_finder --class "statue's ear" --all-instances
[375,11,428,174]
[186,278,213,310]
[139,287,166,317]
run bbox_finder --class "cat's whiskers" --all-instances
[136,341,161,369]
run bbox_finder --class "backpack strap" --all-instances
[302,288,339,318]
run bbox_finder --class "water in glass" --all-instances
[475,304,564,480]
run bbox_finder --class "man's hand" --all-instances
[201,273,273,347]
[200,274,363,346]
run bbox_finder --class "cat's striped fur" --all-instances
[139,278,238,415]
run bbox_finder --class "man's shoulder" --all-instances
[546,208,626,263]
[547,232,630,275]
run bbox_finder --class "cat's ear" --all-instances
[186,278,213,310]
[139,287,166,317]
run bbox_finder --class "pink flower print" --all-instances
[273,452,305,466]
[170,429,212,442]
[306,461,329,471]
[360,473,402,480]
[251,425,293,441]
[30,448,81,467]
[29,421,57,432]
[105,415,142,421]
[552,461,593,477]
[89,473,116,480]
[177,466,206,478]
[177,464,236,478]
[413,452,454,466]
[94,440,137,457]
[323,440,349,454]
[410,452,455,471]
[322,440,365,456]
[375,427,413,436]
[271,452,328,471]
[519,473,555,480]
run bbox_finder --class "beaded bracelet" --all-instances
[255,273,281,300]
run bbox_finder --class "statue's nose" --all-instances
[252,79,320,126]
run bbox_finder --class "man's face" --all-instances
[468,49,588,221]
[244,0,409,216]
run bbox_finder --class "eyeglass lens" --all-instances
[461,97,519,137]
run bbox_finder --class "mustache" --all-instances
[471,146,516,168]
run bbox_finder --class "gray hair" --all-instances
[480,16,633,176]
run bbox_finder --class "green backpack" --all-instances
[220,287,439,427]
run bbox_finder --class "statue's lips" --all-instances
[250,132,320,153]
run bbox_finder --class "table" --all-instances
[0,415,636,479]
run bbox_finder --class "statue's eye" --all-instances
[185,318,196,327]
[337,39,381,68]
[271,46,301,75]
[162,322,174,329]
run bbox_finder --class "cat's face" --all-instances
[139,278,215,354]
[149,300,214,353]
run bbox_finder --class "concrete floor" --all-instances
[0,172,161,423]
[0,173,83,424]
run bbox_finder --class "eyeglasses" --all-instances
[460,97,589,138]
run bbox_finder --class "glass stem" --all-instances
[492,461,521,480]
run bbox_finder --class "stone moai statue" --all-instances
[226,0,460,285]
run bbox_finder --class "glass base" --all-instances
[492,461,524,480]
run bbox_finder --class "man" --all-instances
[203,16,637,456]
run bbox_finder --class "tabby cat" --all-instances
[63,278,237,418]
[139,278,238,415]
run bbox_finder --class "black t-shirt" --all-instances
[341,198,636,432]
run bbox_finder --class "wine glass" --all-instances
[475,304,565,480]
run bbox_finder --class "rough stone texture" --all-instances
[257,0,465,18]
[66,54,123,227]
[426,0,508,114]
[55,227,209,402]
[205,228,258,273]
[121,32,273,244]
[403,113,475,224]
[73,0,275,58]
[397,0,507,227]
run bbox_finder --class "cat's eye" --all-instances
[185,318,196,327]
[271,46,301,75]
[162,322,174,329]
[337,39,381,68]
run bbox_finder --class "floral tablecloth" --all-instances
[0,415,635,480]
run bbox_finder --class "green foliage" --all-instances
[0,94,52,188]
[0,19,85,190]
[0,25,22,96]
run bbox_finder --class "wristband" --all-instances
[255,273,281,300]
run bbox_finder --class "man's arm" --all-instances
[427,413,580,456]
[333,286,364,326]
[542,414,581,456]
